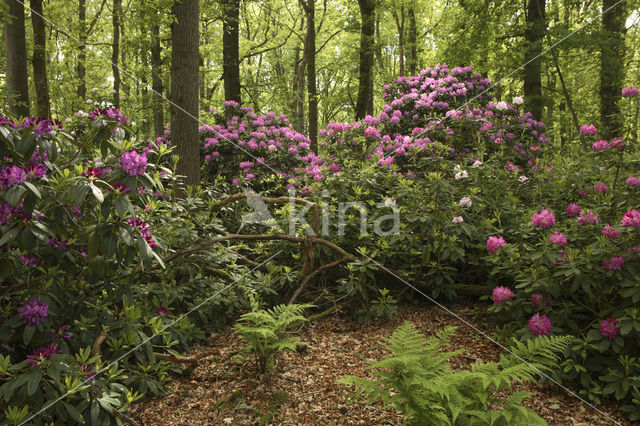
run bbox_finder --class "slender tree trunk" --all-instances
[407,6,417,76]
[4,0,30,117]
[356,0,375,120]
[112,0,121,107]
[301,0,318,151]
[375,12,383,70]
[120,9,128,98]
[292,16,305,132]
[393,4,405,77]
[524,0,545,121]
[222,0,241,110]
[170,0,200,188]
[140,6,150,135]
[151,21,164,138]
[600,0,626,137]
[30,0,50,118]
[77,0,87,102]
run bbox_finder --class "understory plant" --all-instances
[232,297,313,373]
[339,322,573,425]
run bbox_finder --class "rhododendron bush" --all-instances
[0,111,286,424]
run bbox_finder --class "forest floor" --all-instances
[131,303,630,425]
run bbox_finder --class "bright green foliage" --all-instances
[232,300,314,373]
[340,322,573,425]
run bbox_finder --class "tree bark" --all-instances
[393,4,405,77]
[112,0,121,107]
[524,0,545,121]
[77,0,87,102]
[300,0,318,152]
[222,0,241,110]
[355,0,375,120]
[3,0,30,117]
[30,0,50,118]
[170,0,201,188]
[599,0,626,138]
[407,6,417,76]
[151,21,164,138]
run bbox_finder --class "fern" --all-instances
[232,303,314,373]
[339,321,572,425]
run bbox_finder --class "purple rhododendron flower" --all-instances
[0,165,27,189]
[119,150,148,176]
[49,324,71,340]
[621,210,640,227]
[602,256,624,270]
[602,225,621,239]
[548,231,567,246]
[566,203,581,217]
[531,209,556,228]
[155,306,169,316]
[492,286,514,304]
[579,123,597,136]
[599,318,620,339]
[622,87,639,97]
[487,236,507,254]
[26,344,61,367]
[528,313,552,335]
[19,299,49,325]
[592,140,609,151]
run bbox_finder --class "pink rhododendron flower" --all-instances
[593,183,607,193]
[577,209,599,225]
[548,231,567,246]
[622,87,639,97]
[26,344,61,367]
[532,209,556,228]
[592,140,609,150]
[621,210,640,227]
[487,236,507,254]
[602,256,624,270]
[602,225,621,239]
[579,123,597,136]
[626,176,640,187]
[566,203,581,217]
[530,294,552,308]
[492,286,514,304]
[599,318,620,339]
[529,313,552,335]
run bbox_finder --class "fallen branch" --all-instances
[154,353,200,367]
[91,330,111,357]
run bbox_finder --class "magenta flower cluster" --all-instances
[621,87,639,97]
[579,123,597,136]
[486,236,507,254]
[128,217,156,248]
[528,313,552,335]
[119,150,148,176]
[621,210,640,227]
[548,231,567,246]
[602,256,624,271]
[492,286,514,304]
[599,318,620,339]
[531,208,555,228]
[26,344,61,367]
[18,299,49,325]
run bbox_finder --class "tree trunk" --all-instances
[355,0,375,120]
[524,0,545,121]
[30,0,50,118]
[301,0,318,152]
[170,0,201,188]
[112,0,121,107]
[407,6,417,76]
[151,21,164,138]
[3,0,30,117]
[599,0,626,138]
[393,4,405,77]
[77,0,87,102]
[222,0,241,110]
